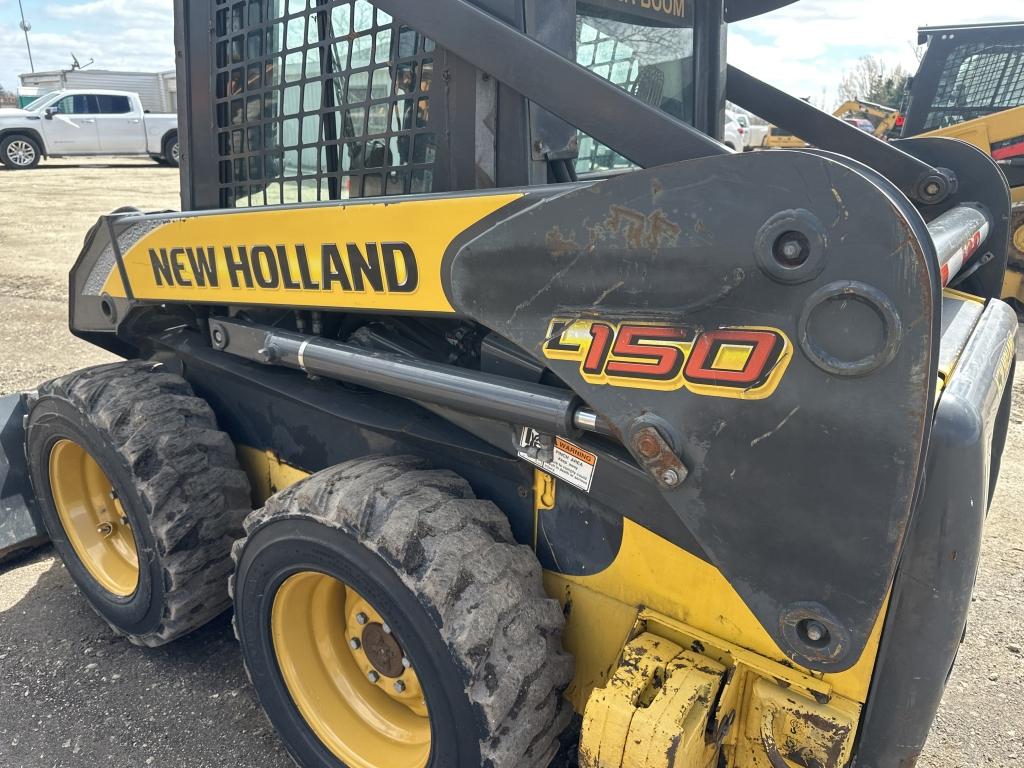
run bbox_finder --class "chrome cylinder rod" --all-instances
[927,203,991,286]
[210,319,615,438]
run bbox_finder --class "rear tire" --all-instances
[163,132,179,167]
[1,134,42,169]
[231,455,573,768]
[26,361,251,646]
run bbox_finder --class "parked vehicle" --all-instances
[18,69,177,113]
[843,117,876,133]
[724,111,744,150]
[898,21,1024,311]
[729,110,769,149]
[834,98,902,139]
[0,89,177,170]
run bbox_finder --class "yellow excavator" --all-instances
[764,99,901,148]
[833,99,903,138]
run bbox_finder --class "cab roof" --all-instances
[725,0,799,23]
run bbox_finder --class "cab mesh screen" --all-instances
[924,41,1024,130]
[213,0,436,208]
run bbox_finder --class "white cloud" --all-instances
[2,0,1018,114]
[1,1,174,92]
[730,0,1015,107]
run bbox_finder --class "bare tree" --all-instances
[839,56,911,107]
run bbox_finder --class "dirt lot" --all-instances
[1,158,1022,767]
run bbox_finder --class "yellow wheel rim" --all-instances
[48,439,140,597]
[1013,222,1024,255]
[271,571,431,768]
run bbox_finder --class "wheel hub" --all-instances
[7,140,36,167]
[271,571,430,768]
[48,439,139,596]
[361,622,406,678]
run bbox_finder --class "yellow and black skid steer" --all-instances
[0,1,1017,767]
[897,21,1024,310]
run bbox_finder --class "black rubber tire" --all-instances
[0,133,42,169]
[26,361,251,646]
[163,132,179,167]
[231,455,573,768]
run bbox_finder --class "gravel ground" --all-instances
[1,158,1022,767]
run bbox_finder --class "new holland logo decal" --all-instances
[543,318,792,399]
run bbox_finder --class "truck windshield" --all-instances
[21,93,60,112]
[575,0,695,174]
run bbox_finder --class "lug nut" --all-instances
[401,657,411,669]
[367,671,380,683]
[355,612,368,625]
[382,623,391,635]
[349,638,361,650]
[393,680,406,693]
[96,522,114,537]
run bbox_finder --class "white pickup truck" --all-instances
[0,89,177,170]
[727,111,770,151]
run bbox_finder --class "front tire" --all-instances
[1,134,42,169]
[232,455,573,768]
[26,361,251,646]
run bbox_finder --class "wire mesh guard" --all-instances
[214,0,436,207]
[924,41,1024,130]
[574,14,694,174]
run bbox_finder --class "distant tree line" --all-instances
[839,56,912,108]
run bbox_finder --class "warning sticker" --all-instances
[517,428,597,492]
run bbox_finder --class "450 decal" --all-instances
[543,319,792,398]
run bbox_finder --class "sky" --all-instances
[0,0,1018,106]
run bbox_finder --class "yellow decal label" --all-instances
[543,318,792,399]
[103,194,523,314]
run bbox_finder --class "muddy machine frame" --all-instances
[0,1,1017,767]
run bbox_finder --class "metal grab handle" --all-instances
[926,203,992,286]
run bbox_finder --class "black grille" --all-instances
[213,0,437,208]
[924,41,1024,130]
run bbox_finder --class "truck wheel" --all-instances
[25,361,251,646]
[1,134,41,169]
[163,133,180,167]
[232,455,573,768]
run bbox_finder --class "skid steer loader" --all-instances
[898,21,1024,310]
[0,0,1017,766]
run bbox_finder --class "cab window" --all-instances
[94,95,133,114]
[924,41,1024,129]
[575,0,695,174]
[53,95,97,115]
